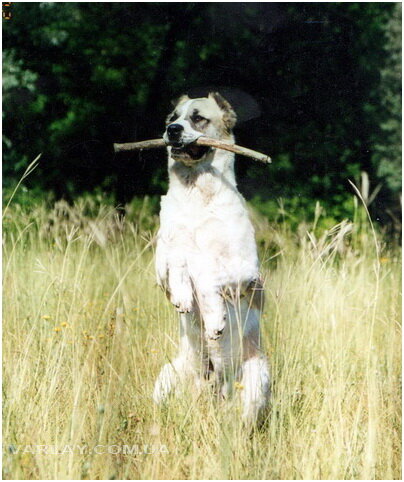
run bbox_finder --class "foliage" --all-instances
[371,3,402,225]
[2,3,401,226]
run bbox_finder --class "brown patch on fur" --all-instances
[171,94,190,107]
[166,95,191,124]
[209,92,237,131]
[170,161,210,186]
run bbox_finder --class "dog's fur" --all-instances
[153,93,270,424]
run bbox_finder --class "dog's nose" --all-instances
[167,123,184,140]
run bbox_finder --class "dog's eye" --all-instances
[193,115,208,124]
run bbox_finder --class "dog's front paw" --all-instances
[205,327,225,341]
[204,313,227,341]
[170,289,194,313]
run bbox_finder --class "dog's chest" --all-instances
[172,168,223,206]
[162,167,253,240]
[194,175,218,204]
[165,180,245,233]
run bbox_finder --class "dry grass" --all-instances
[2,198,401,479]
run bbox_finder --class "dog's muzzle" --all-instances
[170,144,210,163]
[165,122,210,164]
[166,123,184,146]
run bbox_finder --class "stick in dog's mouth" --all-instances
[113,137,271,164]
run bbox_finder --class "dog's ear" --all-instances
[171,94,190,107]
[209,92,237,130]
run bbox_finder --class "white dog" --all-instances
[153,92,270,424]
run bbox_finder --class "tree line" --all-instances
[3,2,401,226]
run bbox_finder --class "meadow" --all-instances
[2,193,401,480]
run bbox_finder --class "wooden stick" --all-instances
[113,137,271,163]
[114,139,165,152]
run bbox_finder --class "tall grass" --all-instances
[2,197,401,480]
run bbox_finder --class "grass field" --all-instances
[2,197,401,480]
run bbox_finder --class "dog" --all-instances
[153,92,270,424]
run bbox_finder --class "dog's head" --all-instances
[163,92,237,165]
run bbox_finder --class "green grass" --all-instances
[2,198,401,479]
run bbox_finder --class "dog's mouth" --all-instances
[170,143,210,163]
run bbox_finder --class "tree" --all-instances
[2,3,401,226]
[372,2,401,224]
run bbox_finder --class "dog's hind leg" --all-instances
[240,355,270,425]
[153,357,185,404]
[153,312,203,403]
